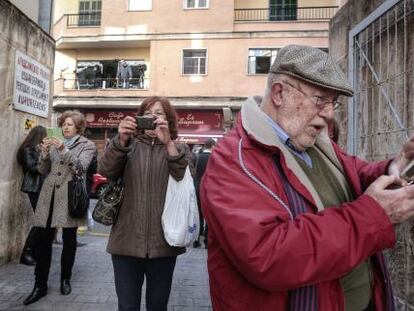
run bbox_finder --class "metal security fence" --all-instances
[348,0,414,160]
[348,0,414,309]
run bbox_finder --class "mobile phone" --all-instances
[136,116,156,130]
[401,159,414,184]
[47,127,64,140]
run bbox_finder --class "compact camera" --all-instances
[136,116,156,130]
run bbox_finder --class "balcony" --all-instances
[234,6,338,22]
[66,13,101,27]
[62,78,149,90]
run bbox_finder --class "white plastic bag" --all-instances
[162,166,200,247]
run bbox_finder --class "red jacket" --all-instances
[200,98,396,311]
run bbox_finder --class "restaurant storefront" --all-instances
[77,108,226,154]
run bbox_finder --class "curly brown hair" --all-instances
[58,110,87,135]
[137,96,178,140]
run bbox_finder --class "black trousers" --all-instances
[22,193,41,252]
[34,227,77,287]
[34,190,78,287]
[112,255,177,311]
[195,186,205,240]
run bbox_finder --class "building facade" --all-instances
[0,0,54,264]
[52,0,343,152]
[9,0,54,33]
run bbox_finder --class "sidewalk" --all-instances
[0,233,211,311]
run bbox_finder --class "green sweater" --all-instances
[295,147,372,311]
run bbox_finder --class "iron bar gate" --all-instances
[347,0,414,309]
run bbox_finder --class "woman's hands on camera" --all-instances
[153,118,179,156]
[153,118,171,144]
[118,116,137,147]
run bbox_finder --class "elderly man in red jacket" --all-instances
[200,45,414,311]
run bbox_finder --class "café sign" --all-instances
[84,111,135,128]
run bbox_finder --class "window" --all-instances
[248,49,279,74]
[184,0,208,9]
[129,0,152,11]
[79,0,101,26]
[182,49,207,75]
[269,0,297,21]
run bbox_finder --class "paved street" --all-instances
[0,201,211,311]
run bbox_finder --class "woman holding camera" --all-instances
[23,110,97,306]
[17,125,47,266]
[98,96,190,311]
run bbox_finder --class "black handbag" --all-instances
[92,179,124,226]
[68,171,89,218]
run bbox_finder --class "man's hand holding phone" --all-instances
[389,133,414,186]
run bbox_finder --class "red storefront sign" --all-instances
[177,110,223,134]
[82,109,224,143]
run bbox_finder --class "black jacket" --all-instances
[20,147,43,193]
[194,150,212,190]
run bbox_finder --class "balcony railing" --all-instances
[63,78,148,90]
[66,13,101,27]
[234,6,338,22]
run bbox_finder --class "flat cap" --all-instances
[270,45,353,96]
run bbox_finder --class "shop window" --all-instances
[85,128,105,140]
[248,49,279,74]
[107,128,118,139]
[269,0,297,21]
[129,0,152,11]
[182,49,207,75]
[184,0,208,9]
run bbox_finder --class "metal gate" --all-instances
[347,0,414,159]
[348,0,414,309]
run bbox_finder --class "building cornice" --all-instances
[53,96,245,109]
[55,29,329,49]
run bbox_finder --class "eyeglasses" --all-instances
[282,81,342,110]
[143,110,166,118]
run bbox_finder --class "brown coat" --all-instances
[35,136,97,228]
[98,135,189,258]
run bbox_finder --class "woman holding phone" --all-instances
[98,96,191,311]
[23,110,97,306]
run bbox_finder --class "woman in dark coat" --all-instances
[16,125,47,266]
[98,96,190,311]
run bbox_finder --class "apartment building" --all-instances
[52,0,343,152]
[9,0,53,32]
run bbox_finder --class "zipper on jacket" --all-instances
[145,138,156,256]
